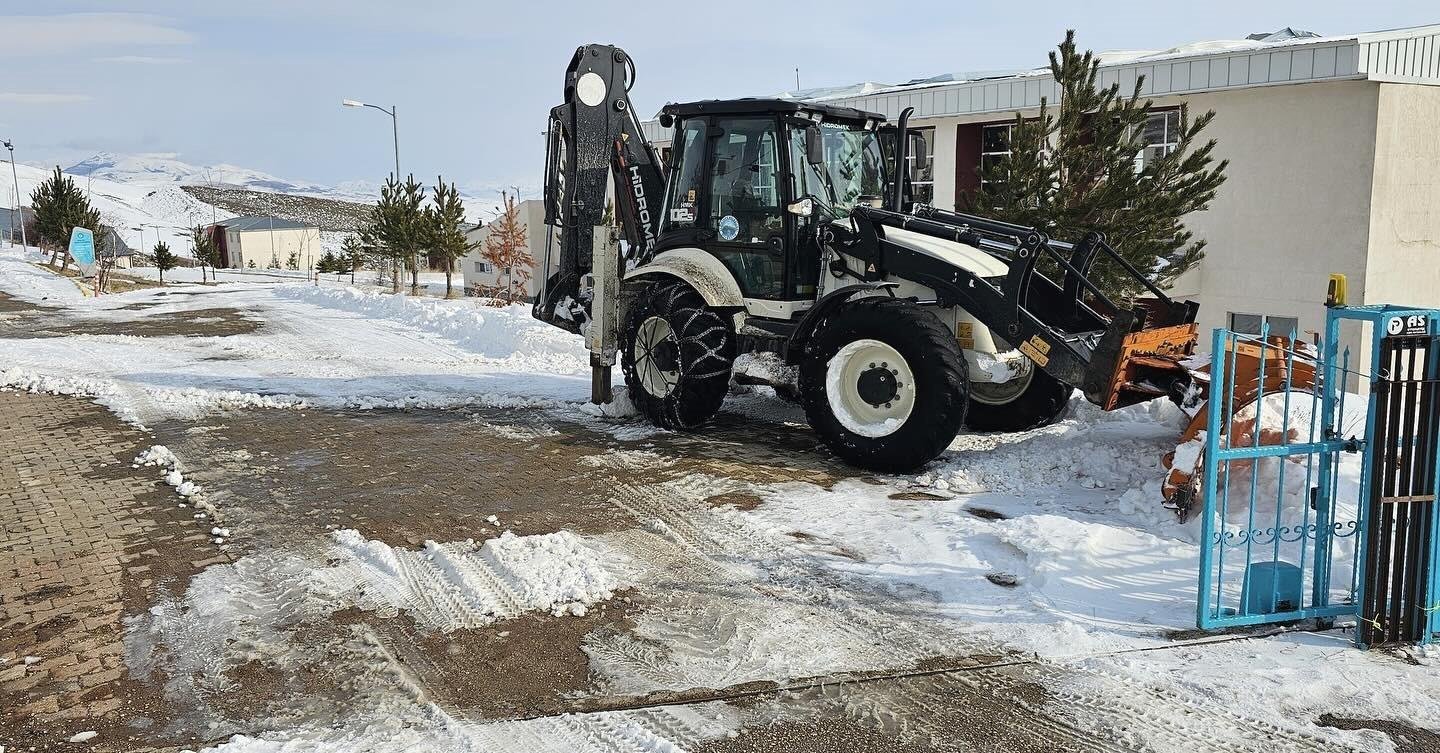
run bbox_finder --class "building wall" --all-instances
[228,227,323,270]
[461,200,548,299]
[1363,83,1440,311]
[1166,80,1380,343]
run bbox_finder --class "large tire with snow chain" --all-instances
[620,281,735,429]
[964,361,1073,433]
[798,297,969,473]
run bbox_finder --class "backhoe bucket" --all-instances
[1160,335,1320,519]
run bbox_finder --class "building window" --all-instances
[1229,312,1300,337]
[473,261,492,273]
[979,123,1014,190]
[1135,110,1181,172]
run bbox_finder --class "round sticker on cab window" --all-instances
[718,215,740,241]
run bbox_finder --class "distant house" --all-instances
[95,226,136,269]
[0,207,35,244]
[204,216,322,269]
[461,200,547,300]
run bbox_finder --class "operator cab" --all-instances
[653,99,889,317]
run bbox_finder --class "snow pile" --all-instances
[482,531,626,617]
[919,396,1188,498]
[316,528,629,629]
[0,253,86,303]
[132,445,226,542]
[1,366,305,427]
[272,285,588,371]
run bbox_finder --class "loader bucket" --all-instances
[1160,335,1320,518]
[1095,321,1200,411]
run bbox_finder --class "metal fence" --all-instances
[1196,305,1440,646]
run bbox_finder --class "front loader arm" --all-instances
[535,44,664,333]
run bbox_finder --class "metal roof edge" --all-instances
[640,25,1439,136]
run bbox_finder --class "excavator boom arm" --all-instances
[535,44,664,333]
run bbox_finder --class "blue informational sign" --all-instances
[69,227,97,278]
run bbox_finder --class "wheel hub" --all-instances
[634,315,680,398]
[651,338,679,373]
[824,339,916,439]
[856,365,899,406]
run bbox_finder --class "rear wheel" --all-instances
[620,281,735,429]
[964,358,1072,432]
[799,298,968,473]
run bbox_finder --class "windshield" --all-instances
[818,123,887,217]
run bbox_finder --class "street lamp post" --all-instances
[2,139,28,251]
[342,99,410,290]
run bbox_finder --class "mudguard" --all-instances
[625,248,745,309]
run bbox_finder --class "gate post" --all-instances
[1352,307,1440,648]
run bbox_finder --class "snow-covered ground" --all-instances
[2,243,1435,751]
[0,244,589,425]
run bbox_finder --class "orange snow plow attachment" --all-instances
[1159,335,1320,518]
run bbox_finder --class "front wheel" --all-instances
[964,360,1073,432]
[799,298,969,473]
[620,281,735,429]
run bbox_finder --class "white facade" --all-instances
[218,220,323,271]
[461,199,549,300]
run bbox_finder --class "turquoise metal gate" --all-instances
[1196,304,1440,646]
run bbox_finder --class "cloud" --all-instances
[94,55,188,65]
[0,93,93,105]
[0,13,192,57]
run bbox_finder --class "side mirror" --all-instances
[910,132,929,169]
[805,125,824,165]
[787,197,815,217]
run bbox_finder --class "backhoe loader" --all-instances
[533,43,1299,508]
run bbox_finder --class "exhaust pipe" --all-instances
[891,107,914,213]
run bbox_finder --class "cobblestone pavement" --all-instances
[0,391,226,751]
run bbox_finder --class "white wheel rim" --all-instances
[634,315,679,397]
[969,360,1034,406]
[824,338,915,438]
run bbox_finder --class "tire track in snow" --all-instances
[593,476,973,693]
[596,475,1367,752]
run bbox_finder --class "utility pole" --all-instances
[795,68,800,91]
[342,99,412,290]
[3,139,28,251]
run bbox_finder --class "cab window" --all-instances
[705,118,786,299]
[708,118,782,245]
[662,118,707,232]
[821,124,887,216]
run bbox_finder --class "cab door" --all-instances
[698,117,788,301]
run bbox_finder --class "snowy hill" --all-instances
[64,152,368,200]
[6,161,230,256]
[6,152,514,258]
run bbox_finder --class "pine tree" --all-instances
[369,175,427,294]
[247,259,256,269]
[153,241,177,282]
[424,177,476,299]
[968,31,1228,299]
[340,234,364,284]
[481,192,533,306]
[191,225,219,283]
[286,250,299,271]
[29,167,101,270]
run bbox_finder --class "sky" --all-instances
[0,1,1436,194]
